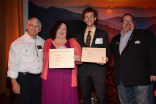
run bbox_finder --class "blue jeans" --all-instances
[117,79,155,104]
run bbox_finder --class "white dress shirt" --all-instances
[7,32,45,78]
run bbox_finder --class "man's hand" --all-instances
[97,57,108,65]
[150,75,156,82]
[11,78,20,94]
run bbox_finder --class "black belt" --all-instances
[19,72,41,76]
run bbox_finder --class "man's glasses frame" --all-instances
[122,20,133,23]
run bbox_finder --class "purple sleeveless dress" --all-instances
[41,40,79,104]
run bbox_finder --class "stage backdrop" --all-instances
[28,0,156,103]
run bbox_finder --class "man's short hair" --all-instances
[121,13,134,23]
[81,7,98,19]
[27,17,42,29]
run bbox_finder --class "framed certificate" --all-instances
[49,48,75,68]
[81,47,106,63]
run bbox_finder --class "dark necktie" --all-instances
[86,31,91,47]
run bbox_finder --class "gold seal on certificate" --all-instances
[49,48,75,68]
[81,47,106,63]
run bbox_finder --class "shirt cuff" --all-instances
[7,71,19,78]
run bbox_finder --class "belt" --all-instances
[19,72,41,76]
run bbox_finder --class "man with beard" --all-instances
[110,13,156,104]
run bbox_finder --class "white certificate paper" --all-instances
[49,48,75,68]
[81,47,106,63]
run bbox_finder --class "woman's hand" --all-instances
[74,55,81,62]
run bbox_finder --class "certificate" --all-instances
[49,48,75,68]
[81,47,106,63]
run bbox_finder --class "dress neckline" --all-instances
[51,40,69,49]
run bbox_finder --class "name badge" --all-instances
[95,38,103,44]
[37,45,42,49]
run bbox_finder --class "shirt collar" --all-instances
[120,30,133,37]
[24,32,39,41]
[85,26,96,34]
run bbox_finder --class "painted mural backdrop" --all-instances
[28,0,156,103]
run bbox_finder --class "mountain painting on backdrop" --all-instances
[28,0,156,103]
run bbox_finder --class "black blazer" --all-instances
[110,28,156,86]
[77,28,111,76]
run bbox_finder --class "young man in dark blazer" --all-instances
[77,7,111,104]
[110,13,156,104]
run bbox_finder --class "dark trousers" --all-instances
[78,67,107,104]
[15,74,41,104]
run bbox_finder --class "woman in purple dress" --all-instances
[41,21,82,104]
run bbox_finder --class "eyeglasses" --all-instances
[122,20,133,23]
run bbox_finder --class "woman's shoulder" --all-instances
[45,38,52,43]
[69,38,77,43]
[69,38,81,49]
[43,38,53,48]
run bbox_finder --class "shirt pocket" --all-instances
[22,48,36,61]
